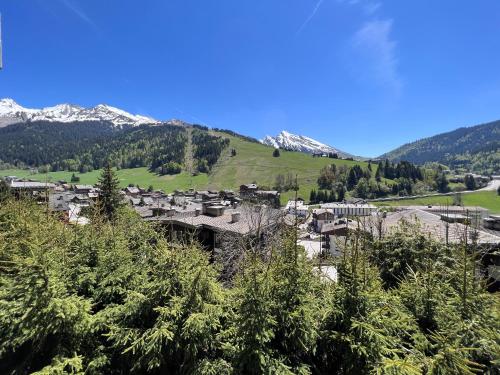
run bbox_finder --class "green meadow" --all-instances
[373,190,500,214]
[0,168,209,193]
[1,133,369,204]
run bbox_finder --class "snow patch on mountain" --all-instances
[261,130,353,158]
[0,98,159,128]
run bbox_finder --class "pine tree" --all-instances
[337,184,346,202]
[71,173,80,183]
[347,168,358,190]
[273,148,280,157]
[375,165,382,182]
[464,174,476,190]
[309,189,317,204]
[97,164,122,220]
[435,172,449,193]
[0,179,10,202]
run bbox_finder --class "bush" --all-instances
[161,161,182,175]
[70,173,80,183]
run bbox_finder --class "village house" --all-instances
[124,186,141,197]
[73,184,95,195]
[146,203,282,252]
[320,202,377,217]
[8,180,56,200]
[285,199,309,217]
[312,209,336,232]
[239,183,258,197]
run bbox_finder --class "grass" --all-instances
[207,133,368,204]
[373,190,500,214]
[0,168,209,193]
[1,133,369,203]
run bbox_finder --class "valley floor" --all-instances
[373,190,500,214]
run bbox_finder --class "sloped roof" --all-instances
[382,209,499,245]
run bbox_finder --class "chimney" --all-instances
[232,212,241,223]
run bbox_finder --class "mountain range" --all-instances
[0,98,159,128]
[380,120,500,174]
[261,131,354,158]
[0,98,498,174]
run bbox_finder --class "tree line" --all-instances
[311,160,453,203]
[0,121,188,174]
[192,129,230,173]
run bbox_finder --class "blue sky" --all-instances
[1,0,499,156]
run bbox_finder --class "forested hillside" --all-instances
[381,120,500,174]
[0,198,498,374]
[0,121,229,175]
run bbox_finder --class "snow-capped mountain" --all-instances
[0,98,159,128]
[261,130,353,158]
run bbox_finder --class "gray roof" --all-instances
[74,184,94,190]
[148,207,282,235]
[381,209,499,245]
[125,186,140,194]
[9,181,55,189]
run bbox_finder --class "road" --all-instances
[478,179,500,192]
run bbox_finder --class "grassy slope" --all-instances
[0,132,368,203]
[373,190,500,213]
[0,168,209,192]
[206,134,367,204]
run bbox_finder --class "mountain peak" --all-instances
[261,130,354,158]
[0,98,159,128]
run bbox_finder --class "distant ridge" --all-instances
[261,130,355,158]
[380,120,500,174]
[0,98,159,128]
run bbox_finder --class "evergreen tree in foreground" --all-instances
[97,164,122,220]
[0,179,10,202]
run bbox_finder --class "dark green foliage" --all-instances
[464,174,477,190]
[371,218,451,289]
[0,121,188,173]
[97,164,122,220]
[309,189,317,203]
[161,161,182,175]
[435,172,450,193]
[0,121,116,168]
[337,184,346,202]
[317,165,336,190]
[70,173,80,183]
[231,231,319,374]
[311,189,337,203]
[0,199,499,374]
[0,179,10,202]
[212,127,260,143]
[273,148,280,157]
[381,120,500,174]
[375,164,382,181]
[191,129,229,173]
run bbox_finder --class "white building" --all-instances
[319,202,377,217]
[285,200,309,217]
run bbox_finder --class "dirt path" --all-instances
[184,126,194,174]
